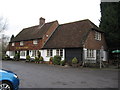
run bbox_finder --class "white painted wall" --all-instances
[20,51,26,59]
[102,51,108,61]
[83,48,96,60]
[6,51,15,59]
[6,49,107,62]
[41,49,65,61]
[83,48,107,63]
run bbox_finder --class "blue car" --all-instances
[0,69,19,90]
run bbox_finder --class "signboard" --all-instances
[15,47,28,50]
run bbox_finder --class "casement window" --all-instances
[87,49,94,58]
[20,51,26,56]
[20,41,24,46]
[31,50,37,57]
[56,49,63,57]
[95,31,101,40]
[12,42,15,46]
[10,51,15,56]
[47,49,52,57]
[33,40,38,44]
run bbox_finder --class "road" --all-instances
[1,60,118,88]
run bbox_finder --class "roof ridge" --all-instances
[46,20,58,24]
[60,19,90,26]
[22,20,58,30]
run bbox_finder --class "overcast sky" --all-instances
[0,0,101,37]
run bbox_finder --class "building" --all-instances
[6,18,107,63]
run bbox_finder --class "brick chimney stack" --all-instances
[39,17,45,26]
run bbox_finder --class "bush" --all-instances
[14,53,20,60]
[26,55,30,62]
[26,55,30,60]
[39,56,44,63]
[72,57,78,64]
[53,55,61,65]
[39,56,44,61]
[49,57,53,62]
[2,54,10,60]
[60,60,66,66]
[49,57,53,64]
[35,56,39,62]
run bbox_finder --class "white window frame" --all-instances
[33,40,38,45]
[95,31,101,41]
[87,49,94,58]
[31,50,37,57]
[47,49,52,57]
[56,49,63,57]
[12,42,15,46]
[20,51,26,56]
[10,51,15,56]
[20,41,24,46]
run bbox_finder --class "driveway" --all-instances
[1,60,118,88]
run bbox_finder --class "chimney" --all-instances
[10,35,14,42]
[39,17,45,26]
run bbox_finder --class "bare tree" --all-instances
[0,16,8,59]
[0,17,8,33]
[1,34,9,55]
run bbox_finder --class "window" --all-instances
[47,49,52,57]
[33,40,38,44]
[31,50,37,57]
[12,43,15,46]
[20,51,26,56]
[20,41,24,46]
[56,49,63,57]
[87,49,94,58]
[95,31,101,40]
[10,51,15,56]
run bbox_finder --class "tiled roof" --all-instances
[43,19,101,49]
[11,21,57,42]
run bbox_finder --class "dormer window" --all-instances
[12,42,15,46]
[20,41,24,46]
[46,35,48,37]
[95,31,101,41]
[33,40,38,44]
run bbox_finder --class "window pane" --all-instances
[20,41,23,46]
[12,43,15,46]
[56,49,59,55]
[20,51,25,56]
[60,49,63,57]
[32,50,36,57]
[33,40,38,44]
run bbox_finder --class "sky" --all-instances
[0,0,101,37]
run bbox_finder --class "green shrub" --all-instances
[39,56,44,61]
[2,54,10,60]
[53,55,61,65]
[26,55,30,62]
[60,60,66,66]
[72,57,78,64]
[14,53,20,60]
[26,55,30,60]
[35,56,39,62]
[49,57,53,64]
[49,57,53,62]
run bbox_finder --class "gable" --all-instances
[84,30,107,50]
[11,21,58,42]
[43,19,100,49]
